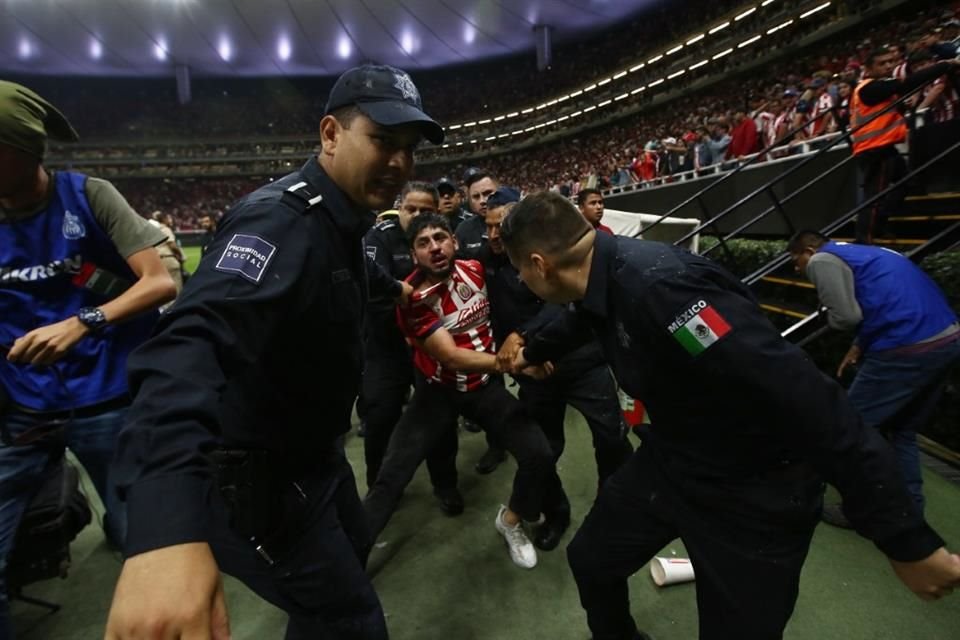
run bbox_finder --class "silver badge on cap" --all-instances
[394,72,419,103]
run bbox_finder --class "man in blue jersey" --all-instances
[789,230,960,525]
[0,81,175,638]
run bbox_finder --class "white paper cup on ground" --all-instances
[650,556,695,587]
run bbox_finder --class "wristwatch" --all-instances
[77,306,108,332]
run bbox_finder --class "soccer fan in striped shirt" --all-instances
[363,214,556,569]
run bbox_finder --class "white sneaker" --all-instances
[495,505,538,569]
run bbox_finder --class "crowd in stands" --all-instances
[36,0,959,229]
[28,0,802,141]
[421,3,960,195]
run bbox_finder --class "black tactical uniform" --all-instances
[524,232,945,640]
[454,212,487,260]
[114,157,395,638]
[362,218,459,494]
[445,206,473,233]
[482,246,631,547]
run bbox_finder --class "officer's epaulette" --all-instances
[373,219,398,232]
[281,181,324,214]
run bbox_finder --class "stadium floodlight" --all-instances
[667,45,683,55]
[569,90,583,98]
[613,71,627,79]
[800,2,831,19]
[494,115,505,121]
[478,118,491,124]
[767,19,793,34]
[713,47,734,59]
[598,77,612,86]
[448,124,462,130]
[629,63,646,72]
[648,78,664,87]
[668,69,686,79]
[597,100,612,108]
[735,7,757,21]
[584,84,598,92]
[709,21,730,34]
[630,86,646,95]
[689,59,709,70]
[686,33,705,45]
[507,111,520,117]
[647,54,664,64]
[738,35,762,48]
[614,93,629,101]
[522,107,534,114]
[463,121,477,127]
[90,39,103,60]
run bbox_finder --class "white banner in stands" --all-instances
[602,208,701,254]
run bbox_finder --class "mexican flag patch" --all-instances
[667,300,731,356]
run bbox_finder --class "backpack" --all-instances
[7,454,92,589]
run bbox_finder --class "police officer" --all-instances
[0,81,175,639]
[481,187,632,552]
[363,181,463,515]
[454,168,496,261]
[105,64,444,640]
[502,192,960,640]
[435,177,472,232]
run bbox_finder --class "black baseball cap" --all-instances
[435,177,458,194]
[324,64,444,144]
[486,186,521,209]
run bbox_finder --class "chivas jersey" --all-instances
[398,259,494,391]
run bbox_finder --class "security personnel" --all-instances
[0,81,175,640]
[503,192,960,640]
[105,64,444,640]
[481,187,632,552]
[454,168,496,261]
[788,230,960,523]
[850,48,958,243]
[363,182,463,514]
[435,177,472,232]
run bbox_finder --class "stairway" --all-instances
[754,191,960,334]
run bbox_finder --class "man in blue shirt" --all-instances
[501,191,959,640]
[0,81,175,639]
[789,230,959,524]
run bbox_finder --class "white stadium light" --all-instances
[709,21,731,34]
[278,36,292,61]
[18,38,32,59]
[90,39,103,60]
[217,37,232,62]
[667,45,683,55]
[735,7,757,21]
[712,47,734,59]
[338,36,351,59]
[686,33,705,45]
[738,34,762,48]
[800,2,831,19]
[154,38,168,61]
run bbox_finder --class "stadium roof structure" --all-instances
[1,0,657,77]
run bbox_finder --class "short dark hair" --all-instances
[865,46,896,66]
[329,105,362,128]
[406,213,453,247]
[577,188,603,206]
[786,229,829,254]
[401,181,440,206]
[465,170,495,189]
[501,191,591,266]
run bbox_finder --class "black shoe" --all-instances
[534,518,570,551]
[434,486,465,516]
[475,447,506,474]
[821,503,853,529]
[460,416,482,433]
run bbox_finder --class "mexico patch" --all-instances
[667,299,731,356]
[215,234,277,283]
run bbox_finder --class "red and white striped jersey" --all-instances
[397,259,494,391]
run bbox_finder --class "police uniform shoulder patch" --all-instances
[215,233,278,283]
[374,219,397,232]
[667,299,732,356]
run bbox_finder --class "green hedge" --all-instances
[697,239,960,454]
[698,237,788,277]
